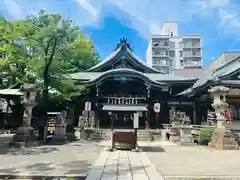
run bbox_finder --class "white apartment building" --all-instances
[146,22,202,74]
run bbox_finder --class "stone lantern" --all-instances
[208,86,238,150]
[21,83,38,126]
[10,82,38,147]
[208,86,229,128]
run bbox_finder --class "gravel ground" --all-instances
[145,144,240,178]
[0,135,103,179]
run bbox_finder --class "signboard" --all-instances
[133,113,139,129]
[153,103,161,113]
[85,101,91,111]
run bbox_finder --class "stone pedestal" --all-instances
[52,124,67,142]
[169,127,180,142]
[10,125,38,147]
[208,128,238,150]
[208,86,239,150]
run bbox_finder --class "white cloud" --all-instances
[74,0,98,17]
[107,0,209,39]
[106,0,240,40]
[2,0,21,18]
[197,0,230,8]
[72,0,107,27]
[218,7,240,38]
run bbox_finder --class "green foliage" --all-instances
[0,11,100,100]
[199,127,215,145]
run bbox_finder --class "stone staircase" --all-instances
[137,130,154,141]
[89,130,111,140]
[87,129,154,141]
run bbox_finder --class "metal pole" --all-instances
[111,115,114,150]
[135,128,137,149]
[156,113,158,128]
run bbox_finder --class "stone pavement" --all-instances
[145,141,240,177]
[0,135,102,178]
[86,147,164,180]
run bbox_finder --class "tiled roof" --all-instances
[86,48,121,72]
[70,68,197,82]
[172,68,203,79]
[177,55,240,96]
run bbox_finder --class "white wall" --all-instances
[146,40,152,66]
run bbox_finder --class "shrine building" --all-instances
[69,38,240,129]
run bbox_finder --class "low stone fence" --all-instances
[162,124,218,145]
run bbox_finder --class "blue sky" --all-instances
[1,0,240,66]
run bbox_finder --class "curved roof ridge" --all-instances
[86,48,121,72]
[85,68,167,87]
[126,49,162,73]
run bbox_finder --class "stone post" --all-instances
[169,107,181,142]
[208,86,238,150]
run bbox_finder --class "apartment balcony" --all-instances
[152,54,170,58]
[183,64,201,68]
[181,60,201,68]
[152,63,172,67]
[183,52,201,58]
[152,44,170,49]
[183,44,201,49]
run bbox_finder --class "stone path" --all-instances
[86,149,164,180]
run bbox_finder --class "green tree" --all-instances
[23,10,100,102]
[0,11,100,99]
[0,16,29,87]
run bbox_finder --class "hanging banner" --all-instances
[133,113,139,129]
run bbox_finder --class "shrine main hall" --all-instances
[70,38,240,129]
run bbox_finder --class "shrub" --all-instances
[199,127,215,145]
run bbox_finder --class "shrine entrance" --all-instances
[113,111,133,129]
[99,104,148,129]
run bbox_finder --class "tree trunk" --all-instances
[39,37,58,140]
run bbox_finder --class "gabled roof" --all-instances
[86,38,161,73]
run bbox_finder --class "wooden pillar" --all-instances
[193,101,197,125]
[96,85,100,129]
[146,85,151,129]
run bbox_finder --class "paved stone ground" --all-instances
[0,134,103,178]
[86,148,164,180]
[142,141,240,178]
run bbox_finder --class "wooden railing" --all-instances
[104,95,146,105]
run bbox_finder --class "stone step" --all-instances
[137,131,153,141]
[179,142,197,146]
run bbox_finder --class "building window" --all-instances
[185,40,191,45]
[170,42,175,49]
[179,42,184,49]
[192,60,199,65]
[170,32,173,37]
[161,60,167,65]
[180,51,183,57]
[164,42,169,46]
[180,60,184,66]
[153,42,159,47]
[169,51,175,57]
